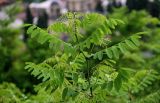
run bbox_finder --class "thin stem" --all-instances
[73,12,93,97]
[73,12,86,58]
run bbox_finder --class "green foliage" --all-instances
[0,82,26,103]
[137,90,160,103]
[26,24,75,54]
[107,7,160,103]
[0,3,28,87]
[1,6,160,103]
[0,2,53,92]
[24,12,142,102]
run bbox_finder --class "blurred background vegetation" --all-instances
[0,0,160,102]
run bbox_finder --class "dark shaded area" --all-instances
[95,0,104,13]
[37,10,48,28]
[23,5,33,42]
[126,0,160,17]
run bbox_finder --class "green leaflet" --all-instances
[55,69,64,86]
[114,19,125,24]
[125,39,137,49]
[98,28,105,37]
[62,87,68,100]
[130,36,140,46]
[106,19,116,29]
[97,51,103,60]
[49,22,68,33]
[107,81,113,91]
[27,25,36,35]
[105,49,113,59]
[118,43,127,53]
[31,28,39,38]
[38,31,51,44]
[119,68,131,82]
[111,46,119,59]
[110,19,118,26]
[64,43,73,55]
[23,23,32,27]
[71,53,86,71]
[67,88,79,100]
[114,74,122,91]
